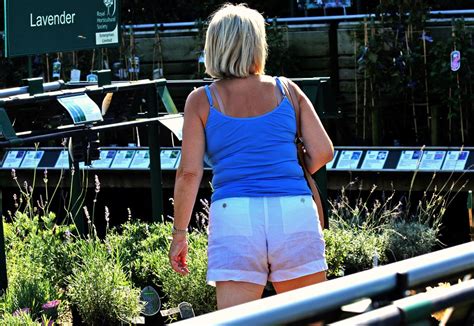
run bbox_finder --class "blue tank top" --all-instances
[204,77,311,202]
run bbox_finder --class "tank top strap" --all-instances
[204,85,214,107]
[275,77,286,97]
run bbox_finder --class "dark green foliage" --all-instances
[355,0,474,145]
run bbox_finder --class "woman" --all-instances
[169,3,334,310]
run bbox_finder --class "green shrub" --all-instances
[141,226,216,317]
[106,221,171,287]
[107,220,216,317]
[324,222,388,277]
[0,310,42,326]
[3,255,58,319]
[385,220,439,262]
[66,240,144,325]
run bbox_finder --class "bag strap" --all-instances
[279,77,326,229]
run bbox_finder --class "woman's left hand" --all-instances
[169,235,190,275]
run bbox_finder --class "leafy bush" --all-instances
[385,220,439,262]
[324,220,389,277]
[141,226,216,316]
[0,310,42,326]
[3,254,58,319]
[67,240,144,325]
[107,220,217,316]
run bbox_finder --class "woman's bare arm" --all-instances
[169,88,206,275]
[289,79,334,174]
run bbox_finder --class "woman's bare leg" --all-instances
[216,281,265,310]
[272,271,327,294]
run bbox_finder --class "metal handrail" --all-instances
[174,242,474,325]
[121,9,474,33]
[333,279,474,325]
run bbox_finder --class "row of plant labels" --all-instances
[1,148,472,172]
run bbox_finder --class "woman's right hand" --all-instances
[169,234,190,275]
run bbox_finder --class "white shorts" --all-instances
[207,196,327,286]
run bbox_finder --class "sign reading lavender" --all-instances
[4,0,121,57]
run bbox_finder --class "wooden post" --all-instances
[148,83,164,222]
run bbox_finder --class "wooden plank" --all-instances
[294,57,331,71]
[135,36,198,63]
[338,28,357,56]
[288,31,330,56]
[339,68,357,81]
[340,81,357,93]
[339,55,356,69]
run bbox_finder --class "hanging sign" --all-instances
[70,69,81,82]
[52,59,62,79]
[4,0,121,57]
[451,50,461,72]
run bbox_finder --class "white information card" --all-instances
[441,151,470,171]
[335,150,363,169]
[396,150,423,170]
[110,150,135,169]
[2,150,26,168]
[361,150,389,170]
[20,151,44,168]
[161,149,181,169]
[419,151,446,170]
[91,150,116,169]
[130,150,150,169]
[54,150,70,169]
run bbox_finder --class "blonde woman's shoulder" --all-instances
[184,86,212,122]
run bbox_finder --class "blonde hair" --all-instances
[204,3,267,78]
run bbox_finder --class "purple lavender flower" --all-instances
[42,299,61,310]
[42,299,60,321]
[12,307,30,316]
[43,169,48,184]
[94,175,101,193]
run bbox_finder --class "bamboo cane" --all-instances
[91,49,96,73]
[406,29,418,143]
[354,30,359,136]
[363,18,368,141]
[452,24,465,143]
[457,73,465,143]
[448,87,452,143]
[422,29,430,129]
[468,190,473,241]
[45,54,50,83]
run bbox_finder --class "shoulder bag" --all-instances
[280,77,326,229]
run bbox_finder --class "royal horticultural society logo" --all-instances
[103,0,116,16]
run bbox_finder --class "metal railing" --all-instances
[122,9,474,35]
[173,242,474,325]
[0,77,173,293]
[333,278,474,325]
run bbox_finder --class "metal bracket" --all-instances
[0,107,17,141]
